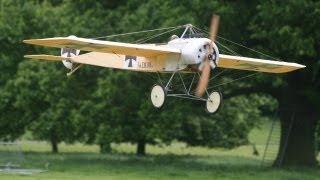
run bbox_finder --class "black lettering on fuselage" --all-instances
[139,62,153,68]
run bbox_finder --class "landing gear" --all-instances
[150,72,223,113]
[206,91,222,114]
[150,84,166,108]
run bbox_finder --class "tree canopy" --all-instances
[0,0,319,166]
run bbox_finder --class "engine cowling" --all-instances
[168,38,219,70]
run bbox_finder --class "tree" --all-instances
[85,0,270,152]
[178,94,275,149]
[2,0,316,164]
[248,0,320,167]
[93,70,188,155]
[0,0,105,152]
[0,0,39,140]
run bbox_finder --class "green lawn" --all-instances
[0,120,319,180]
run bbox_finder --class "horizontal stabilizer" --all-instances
[24,55,71,61]
[218,54,305,73]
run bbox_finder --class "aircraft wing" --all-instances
[23,36,180,57]
[218,54,305,73]
[24,55,71,61]
[24,52,167,72]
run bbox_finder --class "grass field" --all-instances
[0,120,319,180]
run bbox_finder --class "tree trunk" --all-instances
[274,110,318,167]
[273,75,318,167]
[99,143,111,153]
[50,129,58,153]
[136,139,146,156]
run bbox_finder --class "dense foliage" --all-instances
[0,0,318,165]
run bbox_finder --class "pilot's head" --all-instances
[170,35,179,40]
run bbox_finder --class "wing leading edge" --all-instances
[23,36,180,57]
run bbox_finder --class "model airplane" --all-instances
[23,15,305,113]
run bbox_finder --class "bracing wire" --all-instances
[132,26,183,44]
[188,69,255,94]
[135,26,264,93]
[207,72,260,90]
[88,24,265,94]
[188,26,257,92]
[215,35,282,61]
[88,25,185,84]
[91,25,183,40]
[192,26,241,56]
[209,69,229,82]
[187,26,277,93]
[215,40,242,56]
[192,26,281,61]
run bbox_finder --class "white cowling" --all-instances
[168,38,219,69]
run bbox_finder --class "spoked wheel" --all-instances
[150,84,166,108]
[206,91,223,114]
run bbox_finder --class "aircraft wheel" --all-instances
[150,84,166,108]
[206,91,222,113]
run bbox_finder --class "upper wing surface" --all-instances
[23,36,180,57]
[218,54,305,73]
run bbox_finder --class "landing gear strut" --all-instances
[150,72,223,113]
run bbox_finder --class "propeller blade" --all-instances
[198,61,205,71]
[210,15,220,42]
[210,60,216,69]
[195,57,211,97]
[195,15,220,97]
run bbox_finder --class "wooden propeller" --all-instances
[195,15,220,97]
